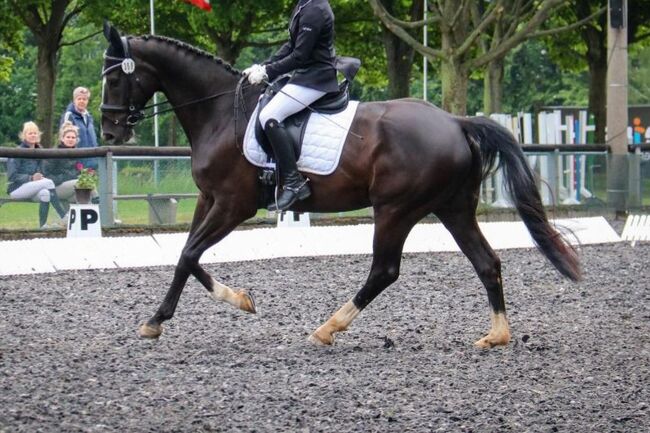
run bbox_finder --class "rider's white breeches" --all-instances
[10,178,55,202]
[259,83,326,129]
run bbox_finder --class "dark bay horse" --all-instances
[100,24,580,348]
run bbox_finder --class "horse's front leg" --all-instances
[139,196,255,339]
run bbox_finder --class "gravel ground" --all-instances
[1,240,648,432]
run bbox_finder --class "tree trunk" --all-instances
[35,41,58,148]
[587,56,607,144]
[379,0,422,99]
[213,38,239,66]
[440,57,469,115]
[576,0,607,144]
[382,28,414,99]
[483,58,504,115]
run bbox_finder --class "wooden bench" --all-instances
[113,193,198,224]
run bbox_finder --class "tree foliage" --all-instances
[1,0,650,149]
[368,0,594,114]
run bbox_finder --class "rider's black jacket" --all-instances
[263,0,339,93]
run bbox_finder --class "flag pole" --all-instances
[150,0,160,183]
[423,0,428,102]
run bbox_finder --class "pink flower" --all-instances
[76,162,84,171]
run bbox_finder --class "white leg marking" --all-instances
[208,277,239,307]
[329,300,361,332]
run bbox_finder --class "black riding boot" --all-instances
[48,189,67,218]
[39,201,50,227]
[265,119,311,211]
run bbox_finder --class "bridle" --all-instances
[101,36,147,126]
[101,36,246,131]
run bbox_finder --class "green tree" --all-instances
[368,0,579,114]
[630,44,650,104]
[0,0,90,147]
[545,0,650,144]
[479,1,602,114]
[0,37,37,146]
[0,5,24,82]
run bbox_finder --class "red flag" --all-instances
[183,0,211,11]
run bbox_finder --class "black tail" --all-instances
[458,116,581,281]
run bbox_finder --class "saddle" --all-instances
[254,56,361,160]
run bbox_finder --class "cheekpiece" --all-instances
[121,58,136,74]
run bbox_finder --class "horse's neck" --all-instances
[135,39,246,144]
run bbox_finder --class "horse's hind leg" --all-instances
[309,208,415,345]
[437,210,510,348]
[139,196,255,339]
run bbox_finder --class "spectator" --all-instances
[632,117,645,145]
[6,121,67,229]
[45,122,97,208]
[60,86,99,170]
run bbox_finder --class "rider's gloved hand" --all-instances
[242,65,256,76]
[245,64,268,85]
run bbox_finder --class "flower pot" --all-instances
[75,188,93,204]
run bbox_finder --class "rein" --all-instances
[131,88,237,121]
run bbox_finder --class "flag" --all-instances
[183,0,211,11]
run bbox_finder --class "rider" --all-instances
[243,0,338,211]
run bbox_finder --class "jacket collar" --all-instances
[67,102,88,117]
[291,0,312,27]
[19,141,40,149]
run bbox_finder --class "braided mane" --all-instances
[139,34,241,76]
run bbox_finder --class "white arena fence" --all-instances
[0,217,622,275]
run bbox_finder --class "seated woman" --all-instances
[6,121,67,229]
[46,121,97,207]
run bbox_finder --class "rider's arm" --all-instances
[264,6,325,82]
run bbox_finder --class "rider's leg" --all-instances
[259,84,325,211]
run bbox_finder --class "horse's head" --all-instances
[100,22,157,145]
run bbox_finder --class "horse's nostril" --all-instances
[102,132,114,142]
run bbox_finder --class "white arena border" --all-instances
[0,217,621,276]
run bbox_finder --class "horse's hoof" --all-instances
[474,333,510,349]
[139,322,163,339]
[237,290,257,314]
[308,330,334,346]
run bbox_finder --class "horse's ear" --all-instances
[103,20,115,41]
[103,21,124,57]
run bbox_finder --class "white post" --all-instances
[562,115,579,204]
[150,0,160,184]
[423,0,428,101]
[578,110,593,198]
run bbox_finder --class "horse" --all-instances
[100,23,580,348]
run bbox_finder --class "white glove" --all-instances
[242,65,256,76]
[247,64,268,85]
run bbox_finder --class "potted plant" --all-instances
[75,168,98,204]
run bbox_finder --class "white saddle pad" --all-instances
[243,101,360,175]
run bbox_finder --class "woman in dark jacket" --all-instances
[243,0,338,211]
[60,86,99,170]
[45,122,93,207]
[7,121,67,228]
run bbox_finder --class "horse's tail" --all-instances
[457,116,581,281]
